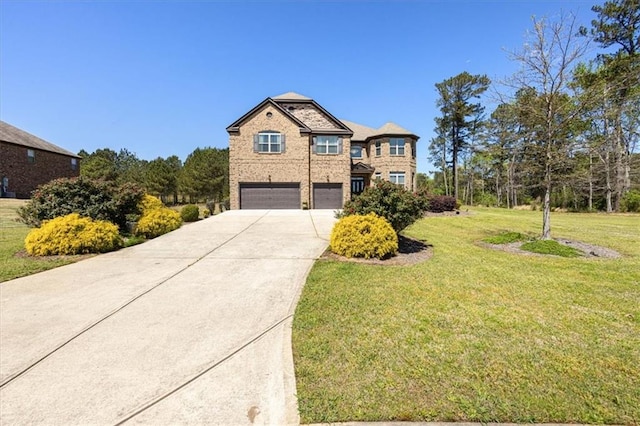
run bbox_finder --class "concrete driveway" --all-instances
[0,209,336,425]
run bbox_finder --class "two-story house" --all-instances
[0,120,80,199]
[226,92,418,209]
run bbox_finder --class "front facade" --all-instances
[227,92,418,210]
[0,121,80,199]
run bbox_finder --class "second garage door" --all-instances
[239,183,300,209]
[313,183,343,209]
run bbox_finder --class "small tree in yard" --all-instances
[339,180,426,233]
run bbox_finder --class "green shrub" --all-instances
[483,231,530,244]
[139,194,165,213]
[330,213,398,259]
[17,177,144,230]
[135,208,182,239]
[521,240,582,258]
[181,204,200,222]
[25,213,122,256]
[339,180,425,232]
[416,190,458,213]
[621,190,640,213]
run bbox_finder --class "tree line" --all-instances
[78,147,229,205]
[427,0,639,237]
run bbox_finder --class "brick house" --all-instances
[226,92,418,209]
[0,120,80,199]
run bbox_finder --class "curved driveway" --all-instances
[0,210,336,425]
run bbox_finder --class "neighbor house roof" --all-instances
[0,120,79,158]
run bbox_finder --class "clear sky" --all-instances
[1,0,598,174]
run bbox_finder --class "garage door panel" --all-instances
[240,183,300,209]
[313,183,343,209]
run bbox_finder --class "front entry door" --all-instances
[351,177,365,198]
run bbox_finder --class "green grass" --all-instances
[293,207,640,424]
[521,239,583,258]
[483,231,530,244]
[0,199,75,282]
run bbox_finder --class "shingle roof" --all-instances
[340,120,418,141]
[339,120,378,141]
[377,122,415,136]
[0,121,79,158]
[272,92,312,101]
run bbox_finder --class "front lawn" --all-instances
[293,207,640,424]
[0,200,75,282]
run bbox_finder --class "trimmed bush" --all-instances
[139,194,164,213]
[339,180,425,232]
[25,213,122,256]
[181,204,200,222]
[17,177,144,230]
[330,213,398,259]
[425,195,457,213]
[135,208,182,239]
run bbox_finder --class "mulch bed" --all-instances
[321,235,433,266]
[481,239,622,259]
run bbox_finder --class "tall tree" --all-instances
[506,13,589,239]
[431,71,490,200]
[179,147,229,202]
[582,0,640,210]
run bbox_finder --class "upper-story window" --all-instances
[315,135,342,155]
[254,131,284,153]
[390,138,405,156]
[412,141,416,159]
[375,140,381,156]
[27,149,36,163]
[350,145,363,159]
[71,158,78,170]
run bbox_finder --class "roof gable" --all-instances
[226,98,311,134]
[0,121,79,157]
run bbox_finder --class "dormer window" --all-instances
[254,131,284,153]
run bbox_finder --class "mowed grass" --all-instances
[0,199,74,282]
[293,207,640,424]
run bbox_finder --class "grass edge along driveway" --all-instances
[292,207,640,424]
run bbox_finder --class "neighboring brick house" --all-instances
[0,120,80,199]
[226,92,418,209]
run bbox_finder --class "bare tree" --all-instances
[504,13,590,239]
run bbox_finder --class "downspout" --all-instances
[308,133,312,209]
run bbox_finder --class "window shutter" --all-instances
[338,137,343,154]
[253,134,259,152]
[312,136,317,154]
[281,134,286,153]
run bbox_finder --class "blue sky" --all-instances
[1,0,598,174]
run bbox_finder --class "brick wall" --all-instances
[366,137,418,191]
[229,104,311,209]
[0,142,80,199]
[229,103,353,209]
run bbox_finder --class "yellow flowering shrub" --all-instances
[330,213,398,259]
[25,213,122,256]
[135,208,182,239]
[139,194,164,213]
